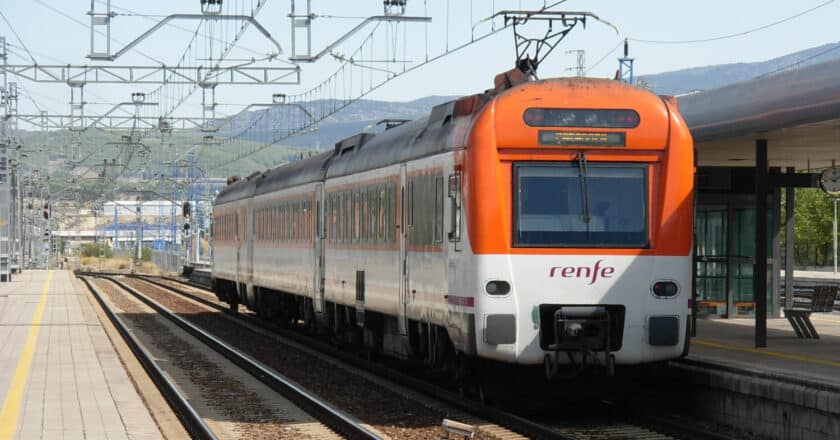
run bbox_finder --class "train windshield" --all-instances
[514,162,648,247]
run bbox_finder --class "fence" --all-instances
[151,249,184,274]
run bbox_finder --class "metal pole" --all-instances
[771,177,781,318]
[755,139,768,348]
[784,168,795,309]
[194,198,200,263]
[136,200,142,261]
[114,205,119,251]
[834,198,838,275]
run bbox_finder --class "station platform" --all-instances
[670,316,840,439]
[0,270,163,440]
[689,314,840,387]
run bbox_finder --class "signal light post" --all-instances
[44,202,51,270]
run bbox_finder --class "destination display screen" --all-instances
[538,130,626,147]
[523,108,641,128]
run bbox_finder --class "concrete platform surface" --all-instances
[0,270,162,440]
[690,314,840,387]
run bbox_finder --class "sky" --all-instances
[2,0,839,122]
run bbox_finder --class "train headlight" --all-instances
[485,281,510,295]
[651,281,679,298]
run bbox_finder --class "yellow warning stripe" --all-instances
[0,271,53,439]
[810,316,840,324]
[693,338,840,368]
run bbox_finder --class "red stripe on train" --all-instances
[446,295,475,307]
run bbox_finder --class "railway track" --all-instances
[107,273,544,439]
[83,272,739,440]
[79,274,376,440]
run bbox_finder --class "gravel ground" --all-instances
[122,277,485,440]
[141,277,735,440]
[94,279,321,439]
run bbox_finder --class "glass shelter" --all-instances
[694,167,776,319]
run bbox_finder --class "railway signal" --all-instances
[182,202,191,219]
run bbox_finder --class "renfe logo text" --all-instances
[549,260,615,285]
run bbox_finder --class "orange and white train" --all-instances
[211,73,694,378]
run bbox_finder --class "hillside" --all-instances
[217,95,459,149]
[640,42,840,95]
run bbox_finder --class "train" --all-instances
[211,69,694,383]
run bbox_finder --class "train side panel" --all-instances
[323,164,402,317]
[250,184,317,299]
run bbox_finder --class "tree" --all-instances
[792,188,835,267]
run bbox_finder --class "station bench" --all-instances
[783,285,839,338]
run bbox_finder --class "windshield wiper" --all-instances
[577,152,591,229]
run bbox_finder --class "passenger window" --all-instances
[387,183,396,243]
[287,203,292,241]
[295,202,301,242]
[359,191,366,242]
[378,187,386,240]
[408,181,414,227]
[331,196,337,242]
[345,192,352,242]
[298,201,304,241]
[435,175,444,244]
[368,188,376,241]
[354,192,360,241]
[336,194,342,243]
[448,172,461,243]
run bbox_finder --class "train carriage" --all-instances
[212,73,694,378]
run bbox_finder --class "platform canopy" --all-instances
[677,57,840,170]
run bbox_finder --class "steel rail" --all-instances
[77,276,218,440]
[135,274,746,440]
[127,274,575,440]
[85,273,381,440]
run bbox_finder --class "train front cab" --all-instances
[461,78,694,376]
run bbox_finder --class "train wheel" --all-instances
[477,381,490,405]
[229,292,239,314]
[606,354,615,377]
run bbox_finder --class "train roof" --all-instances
[327,94,488,178]
[255,150,334,196]
[213,93,490,206]
[215,172,260,205]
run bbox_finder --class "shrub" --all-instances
[80,242,113,258]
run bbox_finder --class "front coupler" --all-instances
[544,306,615,379]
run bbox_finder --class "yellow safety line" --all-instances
[810,316,840,324]
[0,271,53,440]
[693,338,840,368]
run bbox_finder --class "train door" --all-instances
[314,185,325,314]
[398,164,409,336]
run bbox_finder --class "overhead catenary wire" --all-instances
[585,39,624,74]
[630,0,835,45]
[754,42,840,79]
[33,0,167,65]
[207,0,594,171]
[0,10,38,64]
[6,42,69,64]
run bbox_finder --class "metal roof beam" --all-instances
[4,64,300,85]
